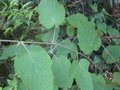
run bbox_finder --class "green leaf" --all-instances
[102,45,120,63]
[3,78,18,90]
[75,59,93,90]
[92,74,105,90]
[66,25,75,37]
[55,40,77,59]
[71,60,79,78]
[14,45,53,90]
[0,45,17,60]
[0,45,24,60]
[0,87,2,90]
[67,14,101,54]
[67,14,88,28]
[52,56,73,88]
[53,85,58,90]
[37,0,65,29]
[108,28,120,45]
[90,3,97,12]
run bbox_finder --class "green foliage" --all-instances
[55,40,77,59]
[52,56,73,89]
[92,74,105,90]
[108,28,120,45]
[67,14,101,54]
[66,25,75,37]
[72,59,93,90]
[0,0,120,89]
[102,45,120,63]
[3,79,17,90]
[14,45,53,90]
[0,0,34,39]
[37,0,65,29]
[0,45,18,60]
[90,3,97,12]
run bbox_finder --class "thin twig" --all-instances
[0,76,4,79]
[101,36,120,39]
[0,39,55,45]
[65,0,81,8]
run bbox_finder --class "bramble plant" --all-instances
[0,0,120,90]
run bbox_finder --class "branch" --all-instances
[101,36,120,39]
[65,0,81,8]
[0,39,98,68]
[0,39,55,45]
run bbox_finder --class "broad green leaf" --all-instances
[67,14,88,28]
[102,46,120,63]
[66,25,75,37]
[92,74,105,90]
[0,87,2,90]
[0,45,18,60]
[108,29,120,45]
[14,45,53,90]
[55,40,77,59]
[52,56,73,88]
[37,0,65,29]
[71,60,79,78]
[75,59,93,90]
[0,45,27,60]
[78,24,101,54]
[67,14,101,54]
